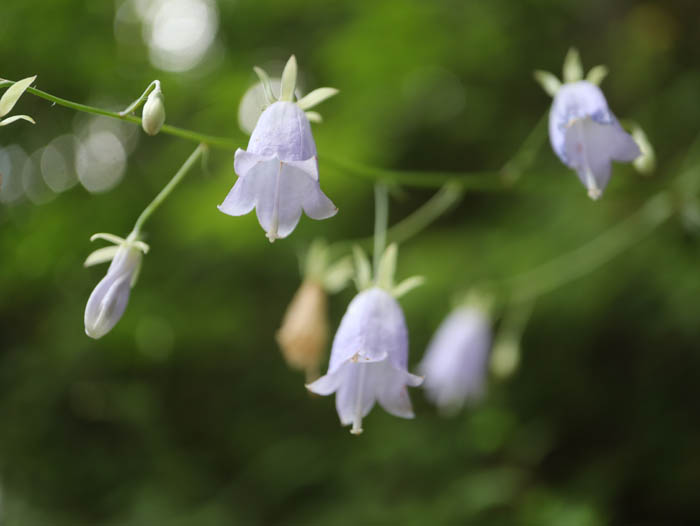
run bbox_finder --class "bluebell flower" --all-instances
[536,49,640,199]
[219,56,339,241]
[419,305,491,414]
[306,245,423,435]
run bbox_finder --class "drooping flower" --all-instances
[307,245,424,435]
[84,233,149,339]
[535,49,641,200]
[276,240,353,381]
[419,304,492,414]
[219,55,339,242]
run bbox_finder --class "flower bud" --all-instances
[276,280,329,382]
[84,243,142,339]
[142,86,165,136]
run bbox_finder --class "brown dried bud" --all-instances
[276,280,328,382]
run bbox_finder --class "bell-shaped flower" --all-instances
[535,48,640,200]
[83,233,149,339]
[219,55,339,241]
[419,305,492,414]
[307,245,424,435]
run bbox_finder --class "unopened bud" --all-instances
[142,86,166,136]
[276,280,328,382]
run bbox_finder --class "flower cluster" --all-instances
[28,49,652,434]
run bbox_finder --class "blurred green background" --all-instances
[1,0,700,524]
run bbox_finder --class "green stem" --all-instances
[386,181,464,245]
[119,80,159,117]
[373,183,389,278]
[131,144,207,236]
[505,191,674,304]
[323,153,501,189]
[0,81,239,151]
[1,78,546,189]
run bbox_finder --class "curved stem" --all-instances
[323,153,501,189]
[505,191,674,304]
[0,80,240,151]
[387,181,464,245]
[0,78,547,189]
[131,143,207,236]
[373,183,389,278]
[119,80,159,117]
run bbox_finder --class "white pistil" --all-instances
[350,356,367,435]
[266,162,283,242]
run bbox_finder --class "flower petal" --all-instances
[84,245,142,339]
[564,117,639,199]
[328,288,407,371]
[549,81,613,165]
[306,368,344,396]
[335,362,377,426]
[84,272,132,339]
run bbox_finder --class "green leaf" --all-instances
[304,111,322,123]
[586,65,608,86]
[377,243,397,290]
[279,55,298,102]
[0,75,36,117]
[533,70,561,97]
[84,246,120,267]
[253,66,277,105]
[562,48,583,83]
[352,246,372,291]
[0,114,35,126]
[631,124,655,175]
[297,87,339,110]
[393,275,424,299]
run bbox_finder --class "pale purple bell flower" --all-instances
[84,234,148,339]
[536,49,640,200]
[549,81,640,200]
[419,306,491,414]
[219,56,339,241]
[307,286,423,435]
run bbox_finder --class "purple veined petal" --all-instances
[84,245,141,339]
[563,117,640,199]
[247,101,317,161]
